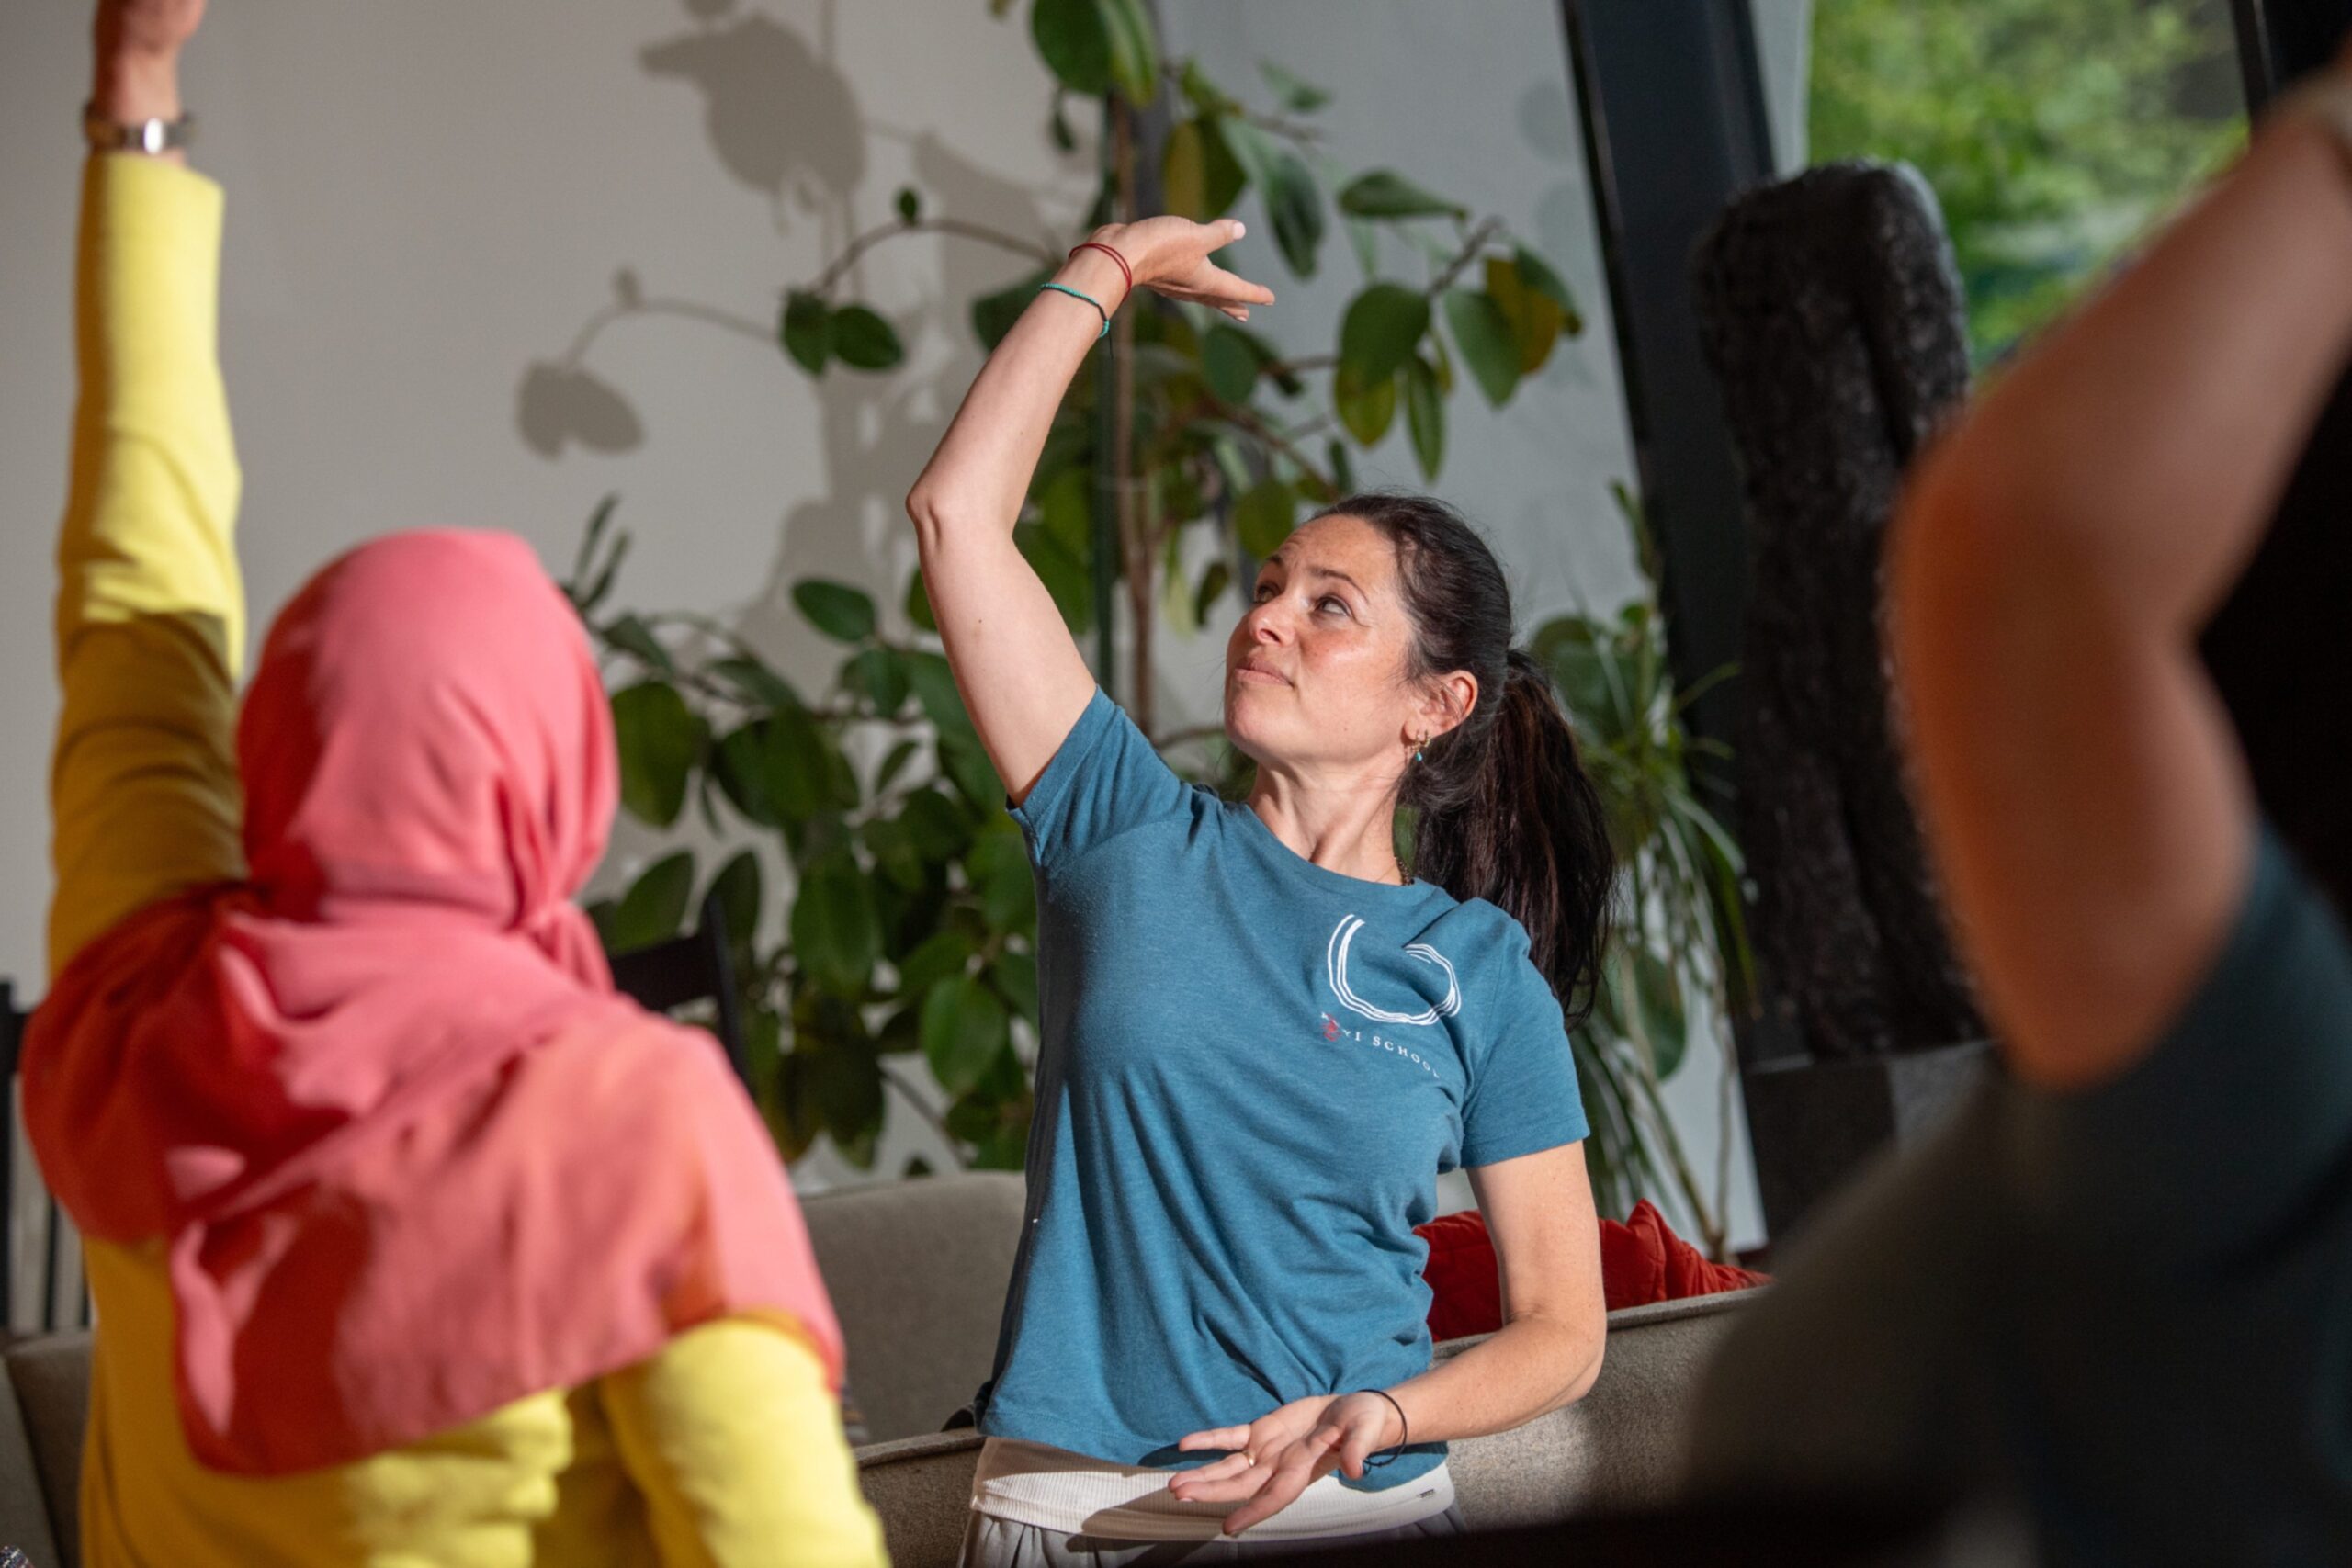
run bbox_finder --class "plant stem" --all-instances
[1219,401,1338,498]
[1427,218,1505,296]
[808,217,1061,299]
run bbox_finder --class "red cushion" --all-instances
[1414,1201,1768,1338]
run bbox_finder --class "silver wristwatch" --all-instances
[82,103,195,155]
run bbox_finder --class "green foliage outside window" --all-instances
[1810,0,2244,360]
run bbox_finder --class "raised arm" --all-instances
[1890,74,2352,1088]
[903,216,1271,800]
[51,0,246,976]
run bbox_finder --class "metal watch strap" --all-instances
[82,103,195,155]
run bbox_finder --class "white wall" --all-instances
[1,0,1775,1245]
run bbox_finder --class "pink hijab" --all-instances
[24,530,842,1475]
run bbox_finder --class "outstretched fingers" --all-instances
[1222,1429,1341,1534]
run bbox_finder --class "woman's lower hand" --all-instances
[1087,217,1275,322]
[1170,1391,1402,1534]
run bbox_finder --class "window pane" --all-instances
[1809,0,2245,362]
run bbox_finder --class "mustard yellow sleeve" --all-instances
[600,1317,888,1568]
[51,154,247,978]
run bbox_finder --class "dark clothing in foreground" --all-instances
[1694,827,2352,1566]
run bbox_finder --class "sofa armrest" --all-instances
[855,1430,983,1568]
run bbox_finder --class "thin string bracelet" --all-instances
[1357,1388,1408,1468]
[1069,240,1135,298]
[1036,281,1109,338]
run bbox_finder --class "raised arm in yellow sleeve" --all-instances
[51,152,246,978]
[600,1317,888,1568]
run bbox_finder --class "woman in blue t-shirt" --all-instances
[906,214,1611,1563]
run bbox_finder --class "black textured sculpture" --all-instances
[1692,161,1983,1059]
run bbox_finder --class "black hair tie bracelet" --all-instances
[1356,1388,1408,1468]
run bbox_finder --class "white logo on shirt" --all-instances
[1325,915,1462,1028]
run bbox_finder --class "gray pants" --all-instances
[958,1505,1469,1566]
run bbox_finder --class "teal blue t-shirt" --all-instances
[971,691,1589,1489]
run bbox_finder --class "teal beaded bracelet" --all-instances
[1037,281,1111,338]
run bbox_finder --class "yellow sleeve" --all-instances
[50,153,248,978]
[600,1317,888,1568]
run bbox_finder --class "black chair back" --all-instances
[605,890,752,1089]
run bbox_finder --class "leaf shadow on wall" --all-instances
[639,1,867,226]
[516,0,1074,816]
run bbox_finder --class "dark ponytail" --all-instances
[1319,493,1616,1030]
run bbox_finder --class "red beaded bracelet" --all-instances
[1069,241,1135,298]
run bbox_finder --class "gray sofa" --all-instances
[0,1173,1751,1566]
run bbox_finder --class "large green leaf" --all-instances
[1332,361,1397,446]
[601,614,675,676]
[762,705,837,823]
[1195,558,1232,622]
[830,306,904,371]
[610,682,701,828]
[708,656,802,712]
[607,850,695,953]
[906,650,974,737]
[805,1039,884,1154]
[1031,0,1110,94]
[706,850,762,951]
[781,290,830,374]
[793,579,877,643]
[1202,323,1261,402]
[1233,478,1295,560]
[899,787,973,862]
[792,851,882,996]
[1162,118,1246,221]
[1336,169,1465,220]
[990,949,1041,1025]
[1634,949,1690,1079]
[1441,287,1521,405]
[921,976,1011,1095]
[711,722,776,826]
[1097,0,1159,104]
[1404,355,1445,480]
[875,737,921,795]
[967,828,1037,931]
[936,729,1005,812]
[1485,254,1566,376]
[1338,282,1430,387]
[1035,467,1091,558]
[1513,244,1582,330]
[843,646,910,715]
[1222,119,1322,277]
[897,929,976,996]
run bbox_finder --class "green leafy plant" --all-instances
[1810,0,2242,360]
[1528,486,1751,1255]
[557,4,1765,1218]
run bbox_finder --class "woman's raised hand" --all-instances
[1095,217,1275,322]
[93,0,204,126]
[96,0,205,62]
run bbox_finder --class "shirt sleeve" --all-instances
[2003,826,2352,1267]
[50,154,247,977]
[601,1315,888,1568]
[1007,686,1194,874]
[1459,938,1590,1168]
